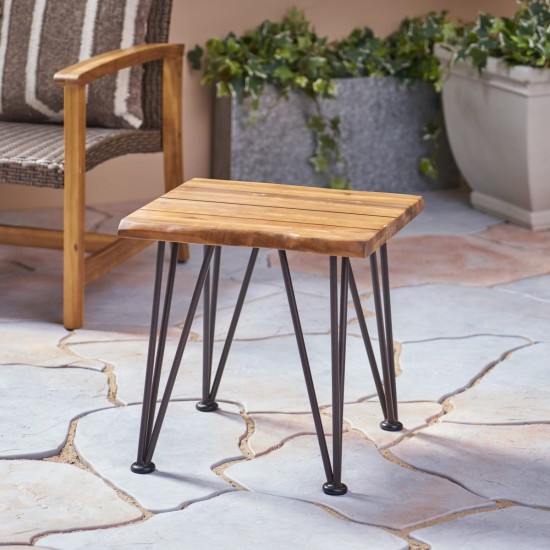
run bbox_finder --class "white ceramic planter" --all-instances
[436,45,550,229]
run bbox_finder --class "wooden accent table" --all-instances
[119,178,424,496]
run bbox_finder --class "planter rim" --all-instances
[435,44,550,86]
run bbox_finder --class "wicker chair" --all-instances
[0,0,188,330]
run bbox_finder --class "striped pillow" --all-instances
[0,0,154,129]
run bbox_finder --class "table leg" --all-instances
[279,250,347,496]
[197,246,221,412]
[131,244,215,474]
[197,247,260,410]
[370,245,403,432]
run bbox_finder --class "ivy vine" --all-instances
[444,0,550,71]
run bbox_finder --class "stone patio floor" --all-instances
[1,189,550,549]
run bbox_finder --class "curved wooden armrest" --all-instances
[54,43,184,87]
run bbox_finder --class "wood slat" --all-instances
[183,178,421,206]
[161,187,405,219]
[119,178,424,258]
[0,225,117,253]
[142,198,395,231]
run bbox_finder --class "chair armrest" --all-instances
[54,43,184,87]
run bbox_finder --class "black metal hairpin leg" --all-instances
[370,245,402,432]
[196,247,260,410]
[131,243,216,474]
[279,250,347,496]
[196,246,221,412]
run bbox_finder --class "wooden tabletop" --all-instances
[118,178,424,258]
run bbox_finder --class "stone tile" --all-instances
[269,235,550,288]
[38,492,408,550]
[0,322,103,369]
[344,401,442,449]
[0,273,64,323]
[0,259,29,277]
[392,423,550,507]
[0,245,63,273]
[83,268,280,331]
[74,402,245,512]
[497,273,550,303]
[0,460,141,544]
[444,343,550,424]
[249,403,443,454]
[71,335,379,412]
[248,412,335,456]
[226,434,492,529]
[391,336,528,402]
[210,289,353,340]
[0,364,112,458]
[349,284,550,343]
[411,506,550,549]
[479,222,550,252]
[397,189,501,238]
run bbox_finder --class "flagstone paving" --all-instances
[68,334,380,411]
[37,492,408,550]
[443,343,550,424]
[0,365,112,459]
[410,507,550,549]
[1,460,141,544]
[225,434,493,529]
[1,189,549,547]
[392,423,550,508]
[74,402,244,512]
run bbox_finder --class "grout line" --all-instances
[103,363,124,407]
[400,333,534,345]
[210,407,255,490]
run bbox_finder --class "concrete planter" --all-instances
[436,45,550,230]
[213,77,459,193]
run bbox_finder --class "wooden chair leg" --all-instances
[63,87,87,330]
[163,52,189,263]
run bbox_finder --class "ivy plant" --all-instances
[445,0,550,71]
[189,9,450,188]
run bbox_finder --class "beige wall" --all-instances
[0,0,516,210]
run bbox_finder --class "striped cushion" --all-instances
[0,0,154,129]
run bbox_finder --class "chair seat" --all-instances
[0,121,161,189]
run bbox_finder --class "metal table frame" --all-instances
[131,241,402,496]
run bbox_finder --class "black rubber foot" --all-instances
[196,401,219,412]
[380,420,403,432]
[323,482,348,496]
[131,461,156,474]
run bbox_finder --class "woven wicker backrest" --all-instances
[142,0,174,130]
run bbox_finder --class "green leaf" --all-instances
[419,158,438,179]
[329,176,350,190]
[272,65,295,82]
[422,122,440,140]
[310,155,329,173]
[187,45,204,70]
[306,115,326,133]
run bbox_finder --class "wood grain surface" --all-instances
[118,178,424,258]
